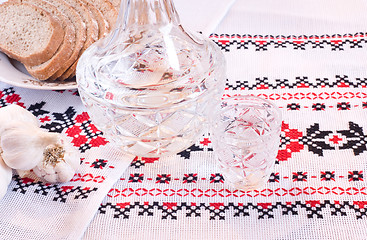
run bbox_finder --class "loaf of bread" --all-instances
[46,0,87,81]
[81,0,110,39]
[85,0,118,29]
[12,0,76,80]
[0,0,121,81]
[0,1,64,67]
[109,0,120,10]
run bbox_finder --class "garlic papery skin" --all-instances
[0,104,39,134]
[0,155,12,200]
[32,135,79,183]
[1,123,60,170]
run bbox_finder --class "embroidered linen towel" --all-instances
[0,89,133,240]
[82,0,367,239]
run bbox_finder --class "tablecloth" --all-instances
[1,0,367,239]
[83,0,367,239]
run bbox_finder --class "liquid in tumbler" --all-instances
[212,95,281,190]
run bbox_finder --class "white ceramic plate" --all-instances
[0,52,77,90]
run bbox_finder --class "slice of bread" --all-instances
[0,1,64,67]
[58,0,99,80]
[63,0,98,45]
[109,0,120,11]
[46,0,86,80]
[59,0,112,80]
[86,0,118,29]
[60,0,118,80]
[81,0,109,39]
[12,0,76,80]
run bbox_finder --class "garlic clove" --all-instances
[54,162,74,182]
[42,164,56,175]
[0,154,12,200]
[1,123,60,170]
[62,137,80,170]
[42,171,58,183]
[32,135,80,183]
[0,104,39,135]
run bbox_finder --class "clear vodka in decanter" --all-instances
[76,0,226,157]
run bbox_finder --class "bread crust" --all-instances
[11,0,76,80]
[59,0,110,80]
[60,0,118,80]
[47,0,86,80]
[58,0,100,80]
[0,1,64,67]
[0,0,120,81]
[85,0,118,29]
[109,0,120,10]
[81,0,109,39]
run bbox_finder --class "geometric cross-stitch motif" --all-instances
[98,200,367,220]
[0,87,25,108]
[225,75,367,90]
[210,33,367,52]
[11,175,97,203]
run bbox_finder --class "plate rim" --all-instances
[0,52,78,90]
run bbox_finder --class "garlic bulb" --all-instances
[32,135,79,183]
[0,104,39,134]
[0,105,80,183]
[0,154,12,200]
[1,122,60,170]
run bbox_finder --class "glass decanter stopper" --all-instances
[76,0,226,157]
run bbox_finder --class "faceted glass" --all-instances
[212,95,282,190]
[76,0,226,157]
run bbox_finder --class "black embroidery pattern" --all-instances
[210,33,367,52]
[12,175,97,203]
[41,107,76,133]
[178,144,213,159]
[225,75,367,90]
[98,200,367,220]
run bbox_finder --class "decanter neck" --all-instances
[117,0,181,29]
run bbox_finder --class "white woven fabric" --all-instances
[175,0,237,35]
[83,0,367,239]
[2,0,367,239]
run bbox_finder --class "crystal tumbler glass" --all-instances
[212,95,282,190]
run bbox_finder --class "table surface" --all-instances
[1,0,367,239]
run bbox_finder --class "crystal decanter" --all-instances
[76,0,226,157]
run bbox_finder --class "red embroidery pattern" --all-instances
[12,175,98,203]
[277,122,304,162]
[105,187,367,198]
[70,173,106,183]
[65,112,108,152]
[210,33,367,51]
[225,76,367,91]
[224,91,367,101]
[0,87,25,107]
[283,102,367,110]
[119,171,362,184]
